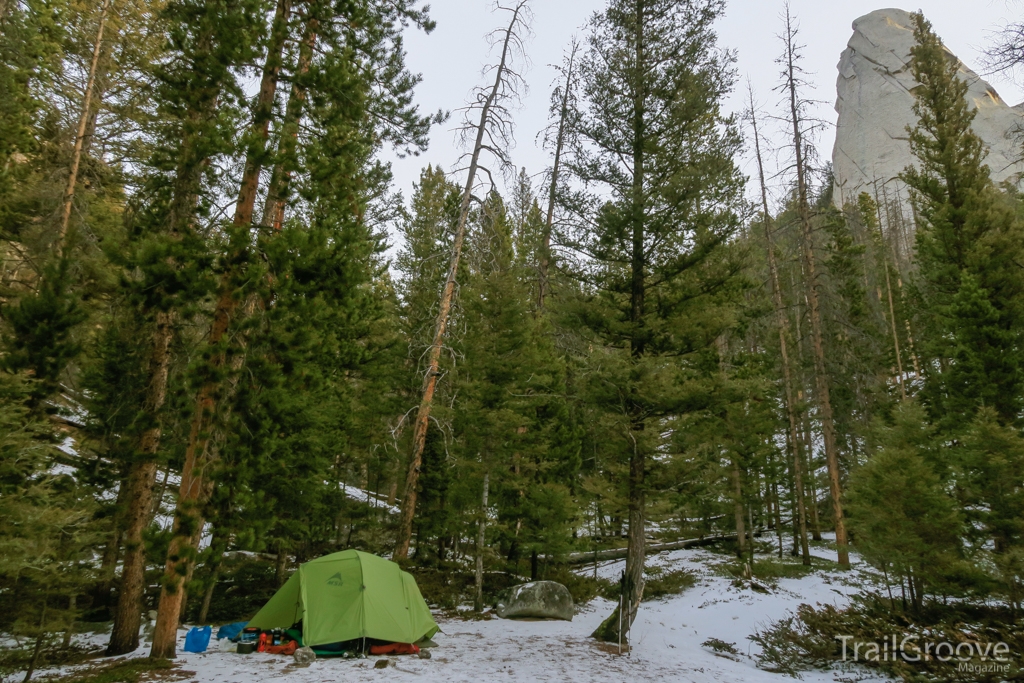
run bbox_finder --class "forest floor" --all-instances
[19,537,894,683]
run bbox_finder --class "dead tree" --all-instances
[537,37,578,310]
[56,0,113,257]
[747,82,810,565]
[778,3,849,567]
[393,0,532,560]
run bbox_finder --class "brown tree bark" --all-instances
[799,398,823,541]
[748,85,809,565]
[275,547,288,587]
[781,6,849,566]
[593,1,649,644]
[56,0,112,258]
[732,456,747,560]
[871,186,907,400]
[148,467,170,522]
[538,39,578,311]
[23,603,47,683]
[197,545,224,625]
[473,471,489,613]
[106,310,172,655]
[262,10,317,231]
[393,1,530,561]
[148,0,292,658]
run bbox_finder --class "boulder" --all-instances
[496,580,574,621]
[832,8,1024,209]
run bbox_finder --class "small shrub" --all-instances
[35,657,173,683]
[0,640,101,680]
[644,569,696,599]
[750,598,1024,681]
[723,558,823,583]
[542,566,614,606]
[408,565,526,611]
[702,638,739,656]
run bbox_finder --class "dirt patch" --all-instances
[590,640,630,656]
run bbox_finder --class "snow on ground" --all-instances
[340,484,400,516]
[40,541,889,683]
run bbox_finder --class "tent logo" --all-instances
[327,572,344,587]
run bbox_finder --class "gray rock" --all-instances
[496,580,574,621]
[417,649,432,659]
[293,646,316,666]
[832,8,1024,210]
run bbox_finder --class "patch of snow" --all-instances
[57,436,79,457]
[340,483,400,515]
[48,462,78,478]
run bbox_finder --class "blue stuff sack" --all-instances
[183,625,212,653]
[216,621,247,642]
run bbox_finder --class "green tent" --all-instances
[247,550,438,648]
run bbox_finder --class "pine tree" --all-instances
[1,260,85,405]
[457,191,579,602]
[959,409,1024,610]
[846,404,963,611]
[106,0,265,653]
[902,11,1024,427]
[566,0,744,643]
[0,371,99,681]
[779,6,850,567]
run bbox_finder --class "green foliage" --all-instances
[48,658,173,683]
[902,11,1024,427]
[2,261,86,403]
[184,559,279,623]
[0,371,99,668]
[846,405,964,603]
[725,558,818,582]
[641,568,697,600]
[702,637,739,656]
[751,598,1024,681]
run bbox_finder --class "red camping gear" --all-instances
[369,642,420,655]
[265,640,298,656]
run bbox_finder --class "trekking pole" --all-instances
[617,591,622,655]
[624,596,630,657]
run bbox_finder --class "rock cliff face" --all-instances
[831,8,1024,208]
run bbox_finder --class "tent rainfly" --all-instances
[247,549,438,647]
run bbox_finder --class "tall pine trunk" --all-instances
[55,0,112,257]
[393,1,529,560]
[749,88,809,565]
[538,40,577,311]
[106,311,172,655]
[781,8,849,566]
[473,471,489,613]
[91,479,128,617]
[732,456,747,559]
[149,0,292,657]
[593,1,648,643]
[261,8,317,231]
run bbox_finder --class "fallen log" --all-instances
[564,533,738,565]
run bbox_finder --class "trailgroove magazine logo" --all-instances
[837,634,1011,673]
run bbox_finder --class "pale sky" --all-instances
[382,1,1022,224]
